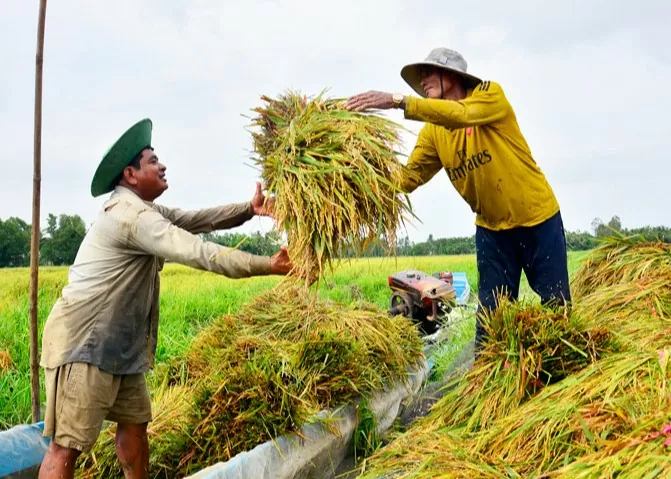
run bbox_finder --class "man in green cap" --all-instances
[38,118,293,479]
[345,48,571,351]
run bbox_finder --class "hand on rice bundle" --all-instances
[250,91,419,286]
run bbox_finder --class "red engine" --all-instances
[388,270,456,335]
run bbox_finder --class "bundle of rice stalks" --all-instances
[466,350,670,477]
[575,278,671,353]
[250,91,418,285]
[358,349,671,479]
[546,413,671,478]
[424,301,613,434]
[572,236,671,352]
[572,235,671,299]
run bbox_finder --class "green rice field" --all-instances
[0,252,589,430]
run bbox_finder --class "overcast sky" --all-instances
[2,1,669,242]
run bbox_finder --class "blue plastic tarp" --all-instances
[0,421,50,478]
[452,272,471,305]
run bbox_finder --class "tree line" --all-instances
[207,215,669,257]
[0,214,86,268]
[0,213,669,268]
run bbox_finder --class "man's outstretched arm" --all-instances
[127,207,277,278]
[151,182,273,234]
[403,81,510,129]
[344,82,510,129]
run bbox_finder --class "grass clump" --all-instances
[351,396,382,464]
[250,91,418,285]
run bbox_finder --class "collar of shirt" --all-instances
[105,185,154,210]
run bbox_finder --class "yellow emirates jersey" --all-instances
[399,81,560,231]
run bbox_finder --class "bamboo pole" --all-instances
[29,0,48,424]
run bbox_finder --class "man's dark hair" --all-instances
[114,146,153,186]
[127,148,146,169]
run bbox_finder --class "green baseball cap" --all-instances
[91,118,153,197]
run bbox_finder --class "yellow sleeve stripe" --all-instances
[478,81,491,92]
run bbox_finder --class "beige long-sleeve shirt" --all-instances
[40,186,272,375]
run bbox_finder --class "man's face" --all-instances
[123,148,168,201]
[420,67,452,99]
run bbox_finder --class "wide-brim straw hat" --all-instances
[90,118,153,197]
[400,48,482,97]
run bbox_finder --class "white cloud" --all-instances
[1,0,669,243]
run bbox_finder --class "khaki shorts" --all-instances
[43,362,152,452]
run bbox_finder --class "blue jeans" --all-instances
[474,211,571,349]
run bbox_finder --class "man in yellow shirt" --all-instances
[345,47,571,350]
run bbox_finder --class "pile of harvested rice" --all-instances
[359,350,671,478]
[250,91,418,285]
[572,236,671,351]
[355,236,671,479]
[79,285,424,478]
[424,301,613,434]
[571,236,671,298]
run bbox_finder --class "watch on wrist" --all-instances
[392,93,404,108]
